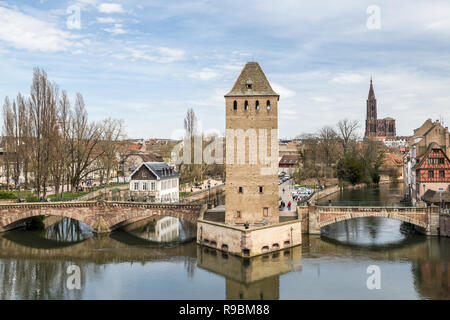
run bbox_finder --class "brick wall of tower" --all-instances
[365,97,377,138]
[225,96,279,225]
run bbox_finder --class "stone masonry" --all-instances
[224,62,279,225]
[0,201,206,233]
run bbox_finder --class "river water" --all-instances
[0,183,448,300]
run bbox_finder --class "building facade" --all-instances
[279,154,302,175]
[404,119,450,205]
[224,62,279,225]
[364,79,396,139]
[413,143,450,197]
[129,162,179,202]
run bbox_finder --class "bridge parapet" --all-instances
[0,200,205,234]
[307,205,439,235]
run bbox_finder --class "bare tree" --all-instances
[318,126,339,168]
[98,118,124,184]
[337,119,360,153]
[29,67,60,197]
[66,93,104,191]
[2,97,13,190]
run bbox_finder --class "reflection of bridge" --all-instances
[0,201,206,233]
[305,234,429,261]
[0,231,197,263]
[299,206,440,235]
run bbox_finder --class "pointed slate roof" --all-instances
[368,78,375,99]
[225,62,279,98]
[129,162,180,180]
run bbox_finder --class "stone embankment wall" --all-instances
[181,184,224,203]
[440,213,450,237]
[197,219,302,258]
[76,184,129,201]
[311,179,392,202]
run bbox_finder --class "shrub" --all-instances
[0,191,17,200]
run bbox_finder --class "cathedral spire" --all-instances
[368,77,375,99]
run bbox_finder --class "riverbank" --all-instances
[311,178,394,203]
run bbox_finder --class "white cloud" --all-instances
[104,23,127,34]
[98,3,125,14]
[112,47,185,63]
[189,68,221,80]
[426,19,450,32]
[271,82,296,99]
[311,96,332,103]
[331,73,364,84]
[0,7,77,52]
[97,17,116,23]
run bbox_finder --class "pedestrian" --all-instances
[288,201,291,211]
[282,188,285,194]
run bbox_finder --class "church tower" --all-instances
[365,78,377,139]
[224,62,279,225]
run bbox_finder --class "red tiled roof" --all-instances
[279,154,301,166]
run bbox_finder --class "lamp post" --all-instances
[207,181,211,208]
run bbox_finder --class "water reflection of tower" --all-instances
[197,246,302,300]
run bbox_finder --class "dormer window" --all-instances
[233,100,237,110]
[246,83,252,90]
[244,100,248,111]
[255,100,259,110]
[266,100,271,111]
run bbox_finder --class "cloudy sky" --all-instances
[0,0,449,139]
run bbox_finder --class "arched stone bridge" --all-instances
[0,201,207,233]
[301,205,440,236]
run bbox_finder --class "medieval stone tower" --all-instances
[224,62,279,225]
[364,78,396,139]
[365,78,378,138]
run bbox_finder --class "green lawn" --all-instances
[180,191,192,197]
[1,182,128,202]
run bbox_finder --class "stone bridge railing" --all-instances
[299,205,440,236]
[0,201,207,234]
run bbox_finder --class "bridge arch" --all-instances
[319,211,427,229]
[307,205,437,235]
[0,204,99,232]
[0,201,206,233]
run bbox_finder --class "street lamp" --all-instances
[207,181,211,208]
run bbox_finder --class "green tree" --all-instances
[337,155,364,185]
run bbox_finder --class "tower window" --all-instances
[236,211,241,218]
[266,100,270,110]
[263,207,269,217]
[259,186,263,193]
[233,100,237,110]
[244,100,248,111]
[255,100,259,110]
[238,186,243,193]
[389,124,394,132]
